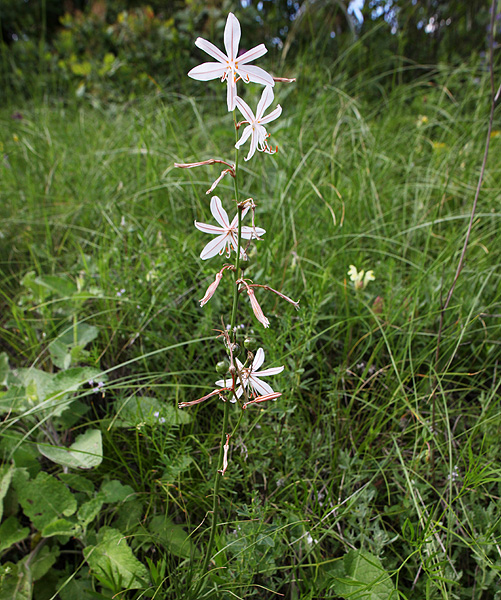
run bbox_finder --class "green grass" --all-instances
[0,57,500,600]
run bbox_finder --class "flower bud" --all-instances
[216,360,230,374]
[226,343,241,357]
[244,337,257,351]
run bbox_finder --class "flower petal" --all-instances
[194,221,225,235]
[235,124,253,150]
[256,86,274,120]
[245,132,259,161]
[253,347,265,371]
[235,97,255,123]
[238,64,275,87]
[240,226,266,238]
[210,196,230,228]
[227,79,238,112]
[195,37,228,63]
[238,44,268,65]
[200,234,229,260]
[188,62,227,82]
[224,12,241,60]
[253,366,285,377]
[249,375,274,396]
[259,104,282,125]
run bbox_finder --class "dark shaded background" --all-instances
[0,0,498,100]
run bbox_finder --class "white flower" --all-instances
[348,265,375,290]
[216,347,284,402]
[235,86,282,161]
[195,196,265,260]
[188,12,274,111]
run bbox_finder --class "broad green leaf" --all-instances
[0,434,40,476]
[149,515,199,559]
[51,367,103,395]
[21,545,59,581]
[38,429,103,469]
[100,480,134,503]
[0,465,14,522]
[58,575,94,600]
[113,396,191,428]
[48,339,72,371]
[114,499,144,534]
[59,473,95,494]
[56,400,90,430]
[331,549,396,600]
[14,471,77,531]
[0,517,30,552]
[0,562,32,600]
[83,527,149,590]
[57,324,99,348]
[41,518,80,538]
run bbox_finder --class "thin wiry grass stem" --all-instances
[432,0,499,449]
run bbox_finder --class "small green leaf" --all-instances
[38,429,103,469]
[83,527,149,590]
[48,340,72,371]
[0,561,32,600]
[100,480,134,503]
[0,465,14,522]
[41,518,80,538]
[77,495,105,528]
[0,517,30,552]
[331,549,395,600]
[0,352,9,386]
[34,275,77,298]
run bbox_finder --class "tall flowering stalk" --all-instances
[176,12,297,593]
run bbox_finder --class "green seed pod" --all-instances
[244,337,257,351]
[216,360,230,374]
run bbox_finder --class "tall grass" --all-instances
[0,54,500,599]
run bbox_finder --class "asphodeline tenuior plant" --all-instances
[175,12,297,594]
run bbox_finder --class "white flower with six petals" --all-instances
[188,12,275,112]
[235,86,282,161]
[216,347,284,402]
[195,196,265,260]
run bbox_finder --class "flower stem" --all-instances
[193,398,229,596]
[230,129,242,334]
[193,116,243,598]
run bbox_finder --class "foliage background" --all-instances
[1,0,498,101]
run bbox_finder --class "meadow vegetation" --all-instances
[0,39,500,599]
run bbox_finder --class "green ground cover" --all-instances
[0,58,500,598]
